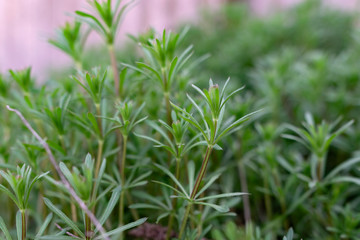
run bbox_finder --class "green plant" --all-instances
[76,0,135,98]
[0,165,48,239]
[283,113,353,182]
[49,21,88,70]
[168,78,259,238]
[124,28,195,125]
[3,1,360,239]
[105,101,147,227]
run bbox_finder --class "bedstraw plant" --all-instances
[3,1,360,240]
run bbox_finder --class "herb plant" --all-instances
[1,0,360,239]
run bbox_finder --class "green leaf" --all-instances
[194,174,221,199]
[0,216,12,240]
[16,211,22,240]
[136,62,163,84]
[325,157,360,181]
[188,161,195,193]
[129,203,162,210]
[156,212,170,224]
[75,11,107,36]
[154,164,189,198]
[94,218,147,240]
[96,187,121,233]
[331,176,360,185]
[168,57,178,83]
[152,180,187,199]
[44,198,85,238]
[132,191,169,209]
[0,184,20,209]
[195,202,229,213]
[38,236,76,240]
[171,102,209,142]
[35,213,53,239]
[215,109,262,144]
[196,192,247,201]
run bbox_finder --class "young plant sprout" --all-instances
[105,101,147,229]
[0,165,48,240]
[49,21,88,71]
[135,112,201,239]
[124,29,194,125]
[76,0,136,98]
[169,78,260,238]
[283,113,354,181]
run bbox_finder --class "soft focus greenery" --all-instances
[1,0,360,239]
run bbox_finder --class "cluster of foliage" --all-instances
[1,0,360,239]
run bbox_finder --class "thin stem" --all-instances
[91,138,104,222]
[85,214,92,240]
[166,158,181,240]
[94,102,104,194]
[179,146,213,238]
[164,91,172,126]
[95,140,104,179]
[190,146,213,199]
[21,209,26,240]
[118,193,125,240]
[71,199,78,230]
[107,44,120,98]
[95,103,103,137]
[166,214,175,240]
[238,162,251,223]
[118,135,127,240]
[164,91,173,166]
[120,136,128,185]
[178,203,192,239]
[317,155,326,181]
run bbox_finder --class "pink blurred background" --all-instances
[0,0,359,80]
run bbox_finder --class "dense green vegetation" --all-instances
[1,0,360,239]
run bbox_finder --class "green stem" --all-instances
[190,146,213,199]
[21,210,26,240]
[178,202,192,239]
[118,135,127,239]
[94,102,104,181]
[166,158,181,240]
[164,91,173,166]
[70,199,78,234]
[107,44,120,99]
[237,161,251,224]
[179,146,213,239]
[95,103,103,137]
[91,139,104,217]
[85,214,92,240]
[164,91,172,126]
[95,140,104,179]
[317,155,326,181]
[166,214,174,240]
